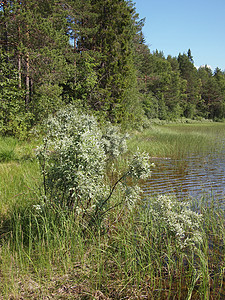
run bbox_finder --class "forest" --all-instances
[1,0,225,138]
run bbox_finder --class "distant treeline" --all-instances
[0,0,225,137]
[138,48,225,121]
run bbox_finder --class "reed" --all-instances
[128,122,225,158]
[1,191,225,298]
[1,125,225,298]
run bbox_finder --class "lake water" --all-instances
[143,135,225,201]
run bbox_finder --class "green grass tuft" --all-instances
[0,137,17,162]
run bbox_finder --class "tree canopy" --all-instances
[1,0,225,137]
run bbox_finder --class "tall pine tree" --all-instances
[81,0,138,123]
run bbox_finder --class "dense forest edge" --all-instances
[1,0,225,138]
[1,1,225,298]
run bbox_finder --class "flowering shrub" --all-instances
[37,106,107,209]
[148,195,203,250]
[101,123,129,159]
[37,106,152,222]
[128,151,153,179]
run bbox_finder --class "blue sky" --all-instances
[134,0,225,71]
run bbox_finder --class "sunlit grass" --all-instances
[0,137,41,218]
[0,137,17,162]
[0,161,40,216]
[128,122,225,158]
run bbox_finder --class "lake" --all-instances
[142,124,225,201]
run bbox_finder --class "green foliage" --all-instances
[71,52,98,104]
[1,0,225,134]
[198,66,225,120]
[178,52,202,117]
[137,47,225,121]
[136,48,188,121]
[79,0,140,123]
[0,137,17,162]
[142,93,159,119]
[0,51,33,138]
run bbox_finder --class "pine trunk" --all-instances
[2,0,9,60]
[25,23,30,108]
[17,1,22,89]
[18,53,22,89]
[25,52,30,109]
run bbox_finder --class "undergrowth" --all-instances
[0,195,225,299]
[0,114,225,299]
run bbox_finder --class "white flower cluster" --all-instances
[36,106,153,215]
[148,195,203,249]
[124,185,142,209]
[101,123,129,159]
[37,106,107,207]
[128,151,154,180]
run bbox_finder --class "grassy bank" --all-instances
[1,123,225,299]
[0,137,41,218]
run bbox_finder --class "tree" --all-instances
[198,66,225,119]
[76,0,139,123]
[136,49,186,120]
[0,0,75,126]
[178,51,201,118]
[0,50,27,136]
[187,48,193,63]
[201,77,225,119]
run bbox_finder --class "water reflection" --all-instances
[143,146,225,201]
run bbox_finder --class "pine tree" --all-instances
[178,51,201,118]
[0,50,26,136]
[80,0,138,123]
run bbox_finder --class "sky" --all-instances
[134,0,225,71]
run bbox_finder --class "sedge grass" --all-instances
[1,132,225,298]
[0,137,17,162]
[1,194,225,299]
[128,122,225,158]
[0,161,40,218]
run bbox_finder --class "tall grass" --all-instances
[128,122,225,158]
[1,127,225,299]
[0,137,17,162]
[0,137,41,219]
[1,193,225,298]
[0,136,39,162]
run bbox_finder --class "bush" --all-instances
[37,106,152,225]
[146,195,203,250]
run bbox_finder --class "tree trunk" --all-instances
[25,52,30,109]
[2,0,9,61]
[17,1,22,89]
[18,53,22,88]
[25,20,30,109]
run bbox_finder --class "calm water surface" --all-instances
[143,135,225,200]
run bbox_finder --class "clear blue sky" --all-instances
[134,0,225,71]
